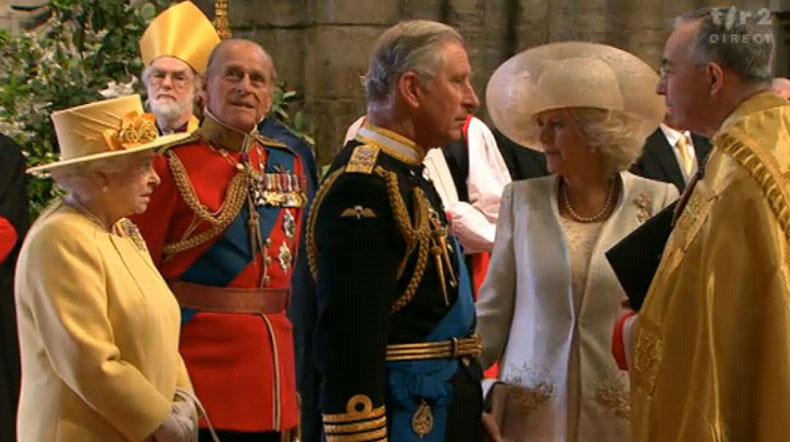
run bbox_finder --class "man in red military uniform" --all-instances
[132,38,305,441]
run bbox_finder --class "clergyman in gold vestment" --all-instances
[629,8,790,441]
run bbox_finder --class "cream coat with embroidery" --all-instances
[477,172,676,441]
[15,203,192,441]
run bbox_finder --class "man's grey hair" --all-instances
[676,7,774,84]
[365,20,464,102]
[205,38,278,84]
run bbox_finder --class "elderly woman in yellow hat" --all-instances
[15,95,200,441]
[476,42,678,441]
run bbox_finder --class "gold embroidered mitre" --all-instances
[139,2,220,74]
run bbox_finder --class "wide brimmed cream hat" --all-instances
[139,1,220,74]
[486,41,665,150]
[28,95,189,173]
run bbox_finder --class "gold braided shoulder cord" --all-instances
[718,133,790,238]
[373,167,432,314]
[162,152,250,258]
[307,165,431,313]
[306,168,346,281]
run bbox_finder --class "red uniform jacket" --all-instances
[132,115,305,433]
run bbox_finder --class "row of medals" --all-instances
[247,167,307,209]
[237,159,304,276]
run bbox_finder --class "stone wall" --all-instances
[195,0,778,164]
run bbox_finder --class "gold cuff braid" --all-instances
[323,395,387,442]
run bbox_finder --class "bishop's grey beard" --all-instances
[147,96,194,130]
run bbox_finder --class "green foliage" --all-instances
[272,82,315,146]
[0,0,170,215]
[0,1,314,217]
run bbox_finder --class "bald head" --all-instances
[203,39,277,132]
[773,77,790,100]
[206,39,277,82]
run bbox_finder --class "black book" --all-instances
[605,200,678,311]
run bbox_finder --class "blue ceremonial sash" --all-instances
[179,148,295,324]
[386,237,475,441]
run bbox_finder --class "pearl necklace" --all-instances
[561,178,617,223]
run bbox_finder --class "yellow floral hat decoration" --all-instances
[28,95,189,173]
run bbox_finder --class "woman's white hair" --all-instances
[568,107,645,174]
[49,155,136,195]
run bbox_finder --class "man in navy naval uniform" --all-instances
[307,20,485,442]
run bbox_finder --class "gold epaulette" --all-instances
[346,144,380,174]
[322,395,387,442]
[718,133,790,237]
[156,132,200,154]
[255,133,289,150]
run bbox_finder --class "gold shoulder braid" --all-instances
[307,168,347,281]
[162,152,249,259]
[718,133,790,237]
[374,166,432,314]
[307,161,436,313]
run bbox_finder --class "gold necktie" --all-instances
[676,134,694,177]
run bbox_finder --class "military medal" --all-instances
[278,242,293,271]
[428,209,457,305]
[283,209,296,239]
[411,400,434,438]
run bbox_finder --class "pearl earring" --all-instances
[102,185,109,192]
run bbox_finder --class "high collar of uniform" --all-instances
[197,111,259,152]
[356,124,424,166]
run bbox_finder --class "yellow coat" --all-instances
[631,93,790,441]
[15,202,192,441]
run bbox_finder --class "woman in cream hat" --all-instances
[476,42,678,441]
[15,95,201,441]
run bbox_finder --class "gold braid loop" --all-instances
[374,166,420,245]
[387,183,432,314]
[162,152,249,258]
[306,168,346,281]
[718,133,790,238]
[308,165,434,313]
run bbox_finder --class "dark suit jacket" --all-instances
[492,129,548,181]
[0,134,29,442]
[631,128,712,193]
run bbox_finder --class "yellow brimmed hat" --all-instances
[486,42,665,150]
[28,95,189,173]
[139,2,220,74]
